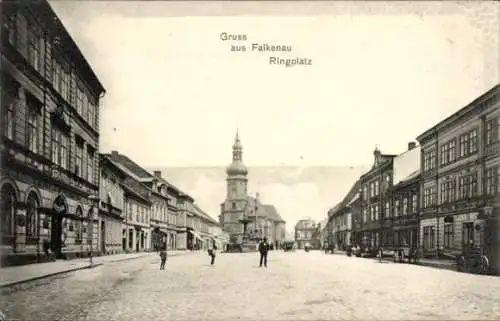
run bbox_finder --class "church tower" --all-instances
[220,130,248,242]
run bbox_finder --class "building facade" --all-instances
[294,218,320,249]
[359,148,396,249]
[416,85,500,266]
[390,143,421,251]
[0,1,105,266]
[99,154,126,255]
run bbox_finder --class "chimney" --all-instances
[111,151,119,161]
[408,141,416,151]
[153,170,162,178]
[373,147,381,165]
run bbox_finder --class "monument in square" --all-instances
[218,131,286,252]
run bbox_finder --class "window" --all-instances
[1,80,17,140]
[61,68,69,101]
[87,147,95,183]
[16,12,28,57]
[52,59,61,92]
[26,104,38,153]
[394,199,399,217]
[25,192,39,238]
[402,198,408,215]
[462,222,474,247]
[440,179,456,204]
[231,202,236,210]
[459,129,478,157]
[363,186,368,200]
[374,181,379,196]
[76,87,83,115]
[374,205,379,220]
[458,173,478,200]
[75,207,83,244]
[444,224,453,249]
[75,139,83,176]
[424,186,436,208]
[51,129,59,165]
[385,201,390,218]
[411,194,417,214]
[423,226,435,250]
[486,167,498,196]
[60,134,68,169]
[424,150,436,172]
[486,117,499,146]
[4,10,17,46]
[362,208,367,223]
[82,93,88,122]
[0,184,16,240]
[28,24,41,72]
[440,140,456,165]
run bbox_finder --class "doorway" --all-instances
[51,214,62,257]
[101,221,106,254]
[51,196,67,258]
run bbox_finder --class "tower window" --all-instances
[232,202,236,209]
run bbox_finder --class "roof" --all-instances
[120,177,151,204]
[39,1,105,95]
[246,196,285,223]
[193,204,219,225]
[392,145,421,185]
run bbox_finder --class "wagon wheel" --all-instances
[478,255,490,274]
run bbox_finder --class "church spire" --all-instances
[232,129,243,161]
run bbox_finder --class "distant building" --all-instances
[294,218,320,249]
[219,131,286,248]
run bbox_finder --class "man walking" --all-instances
[258,237,269,267]
[159,247,167,270]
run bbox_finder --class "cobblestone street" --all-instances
[1,251,500,321]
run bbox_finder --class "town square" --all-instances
[0,1,499,320]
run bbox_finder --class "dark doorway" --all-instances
[101,221,106,254]
[51,196,67,258]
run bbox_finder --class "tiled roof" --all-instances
[193,204,219,225]
[246,197,285,223]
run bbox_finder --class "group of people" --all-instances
[158,237,272,269]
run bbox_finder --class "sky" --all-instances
[49,1,499,230]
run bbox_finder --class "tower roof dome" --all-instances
[226,129,248,176]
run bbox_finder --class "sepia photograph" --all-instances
[0,0,499,320]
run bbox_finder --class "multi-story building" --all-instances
[0,0,105,266]
[294,218,320,249]
[416,85,499,266]
[219,131,286,247]
[390,142,421,250]
[327,180,361,250]
[99,154,127,255]
[359,148,397,248]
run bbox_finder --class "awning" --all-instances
[189,230,203,241]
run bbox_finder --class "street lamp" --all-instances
[88,194,99,267]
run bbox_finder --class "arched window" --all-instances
[75,206,83,244]
[0,184,16,240]
[26,192,39,238]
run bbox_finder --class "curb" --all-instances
[0,263,104,289]
[0,253,153,289]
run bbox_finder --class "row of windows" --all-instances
[127,202,150,224]
[423,120,499,173]
[1,84,97,185]
[423,223,475,250]
[3,9,98,130]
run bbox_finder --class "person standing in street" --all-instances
[209,241,217,265]
[159,247,167,270]
[258,237,269,267]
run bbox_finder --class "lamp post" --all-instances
[88,194,99,267]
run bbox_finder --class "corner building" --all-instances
[416,85,499,273]
[1,1,105,265]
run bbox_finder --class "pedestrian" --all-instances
[258,237,269,267]
[209,243,217,265]
[159,247,167,270]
